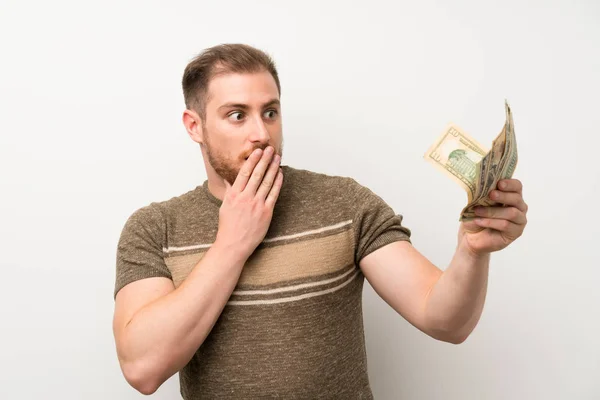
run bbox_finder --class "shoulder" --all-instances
[279,165,389,222]
[283,165,407,217]
[119,185,203,234]
[281,165,365,199]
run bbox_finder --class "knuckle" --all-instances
[261,178,273,188]
[225,192,237,202]
[250,175,260,184]
[234,193,251,205]
[509,207,520,219]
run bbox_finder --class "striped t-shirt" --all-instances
[114,164,411,399]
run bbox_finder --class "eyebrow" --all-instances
[218,99,280,111]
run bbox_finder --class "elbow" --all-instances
[426,322,473,345]
[445,331,470,345]
[121,359,163,395]
[429,329,470,345]
[441,325,473,345]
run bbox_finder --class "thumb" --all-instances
[461,219,484,234]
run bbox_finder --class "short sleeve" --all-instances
[114,204,172,299]
[352,181,412,264]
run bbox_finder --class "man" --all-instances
[112,43,528,399]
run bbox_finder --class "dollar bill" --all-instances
[423,124,488,204]
[424,100,518,221]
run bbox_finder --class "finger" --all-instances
[232,148,263,192]
[461,219,485,233]
[244,146,275,195]
[474,217,523,237]
[488,190,527,212]
[265,168,284,208]
[474,206,527,225]
[497,179,523,194]
[256,154,281,200]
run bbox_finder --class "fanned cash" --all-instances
[424,100,518,221]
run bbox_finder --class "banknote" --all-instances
[424,100,518,221]
[423,124,488,204]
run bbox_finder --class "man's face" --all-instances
[200,70,283,185]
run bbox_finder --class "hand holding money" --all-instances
[424,100,519,221]
[424,100,528,254]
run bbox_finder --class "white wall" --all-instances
[1,0,598,399]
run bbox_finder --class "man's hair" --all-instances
[182,43,281,120]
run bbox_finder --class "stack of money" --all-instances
[424,100,518,221]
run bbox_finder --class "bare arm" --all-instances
[112,146,283,394]
[112,242,248,395]
[360,240,488,344]
[360,179,527,344]
[424,177,527,341]
[421,243,490,342]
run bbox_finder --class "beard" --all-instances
[204,132,283,186]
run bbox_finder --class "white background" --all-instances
[1,0,599,399]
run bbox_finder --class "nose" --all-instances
[248,115,271,146]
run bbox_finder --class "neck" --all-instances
[203,162,228,202]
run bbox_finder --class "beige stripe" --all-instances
[164,228,355,288]
[232,265,355,296]
[162,243,211,254]
[262,219,352,243]
[162,220,352,254]
[227,271,360,306]
[165,252,204,288]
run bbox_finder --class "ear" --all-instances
[182,109,205,144]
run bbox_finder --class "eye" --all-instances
[227,111,244,122]
[264,109,278,119]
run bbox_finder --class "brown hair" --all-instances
[182,43,281,120]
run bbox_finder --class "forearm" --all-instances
[120,241,247,390]
[424,242,490,342]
